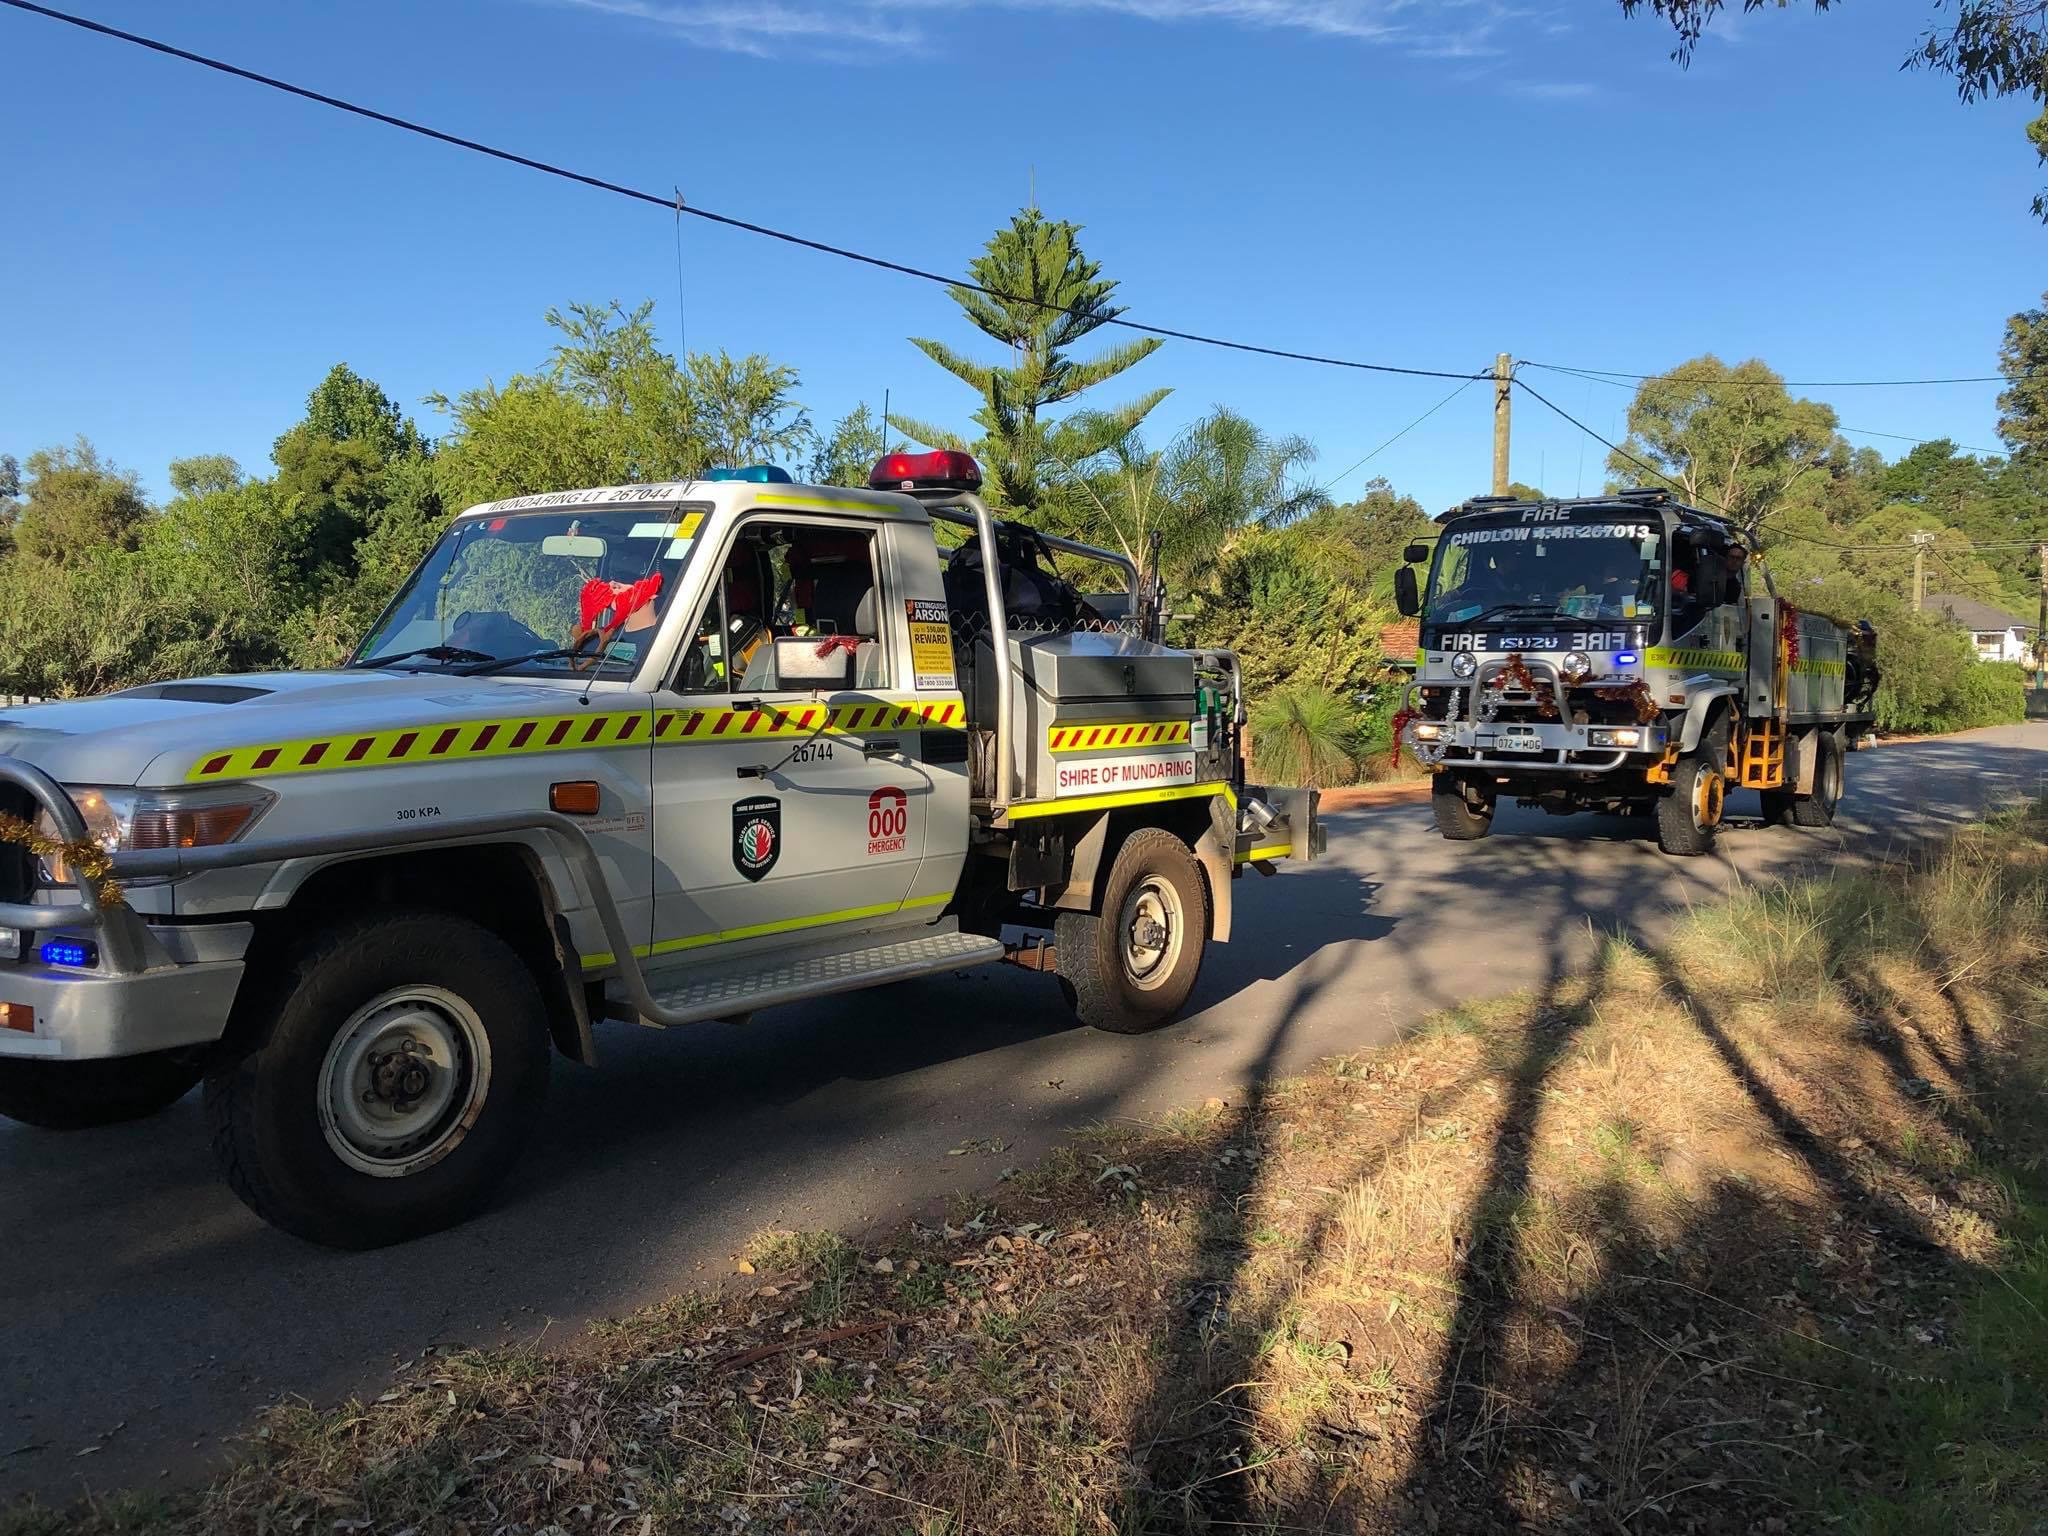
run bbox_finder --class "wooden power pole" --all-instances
[1491,353,1513,496]
[1910,531,1933,611]
[2037,542,2046,689]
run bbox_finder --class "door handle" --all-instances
[863,738,904,760]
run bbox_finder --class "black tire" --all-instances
[204,911,550,1249]
[1654,752,1726,857]
[1431,775,1495,841]
[0,1049,205,1130]
[1789,729,1843,828]
[1055,827,1209,1035]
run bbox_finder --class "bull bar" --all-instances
[1400,656,1668,777]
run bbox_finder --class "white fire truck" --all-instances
[0,452,1319,1247]
[1394,491,1878,855]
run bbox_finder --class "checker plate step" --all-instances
[643,926,1004,1025]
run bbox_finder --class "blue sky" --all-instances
[3,0,2040,514]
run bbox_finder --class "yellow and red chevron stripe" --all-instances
[1047,719,1192,754]
[186,698,967,782]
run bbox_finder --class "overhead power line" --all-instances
[1321,372,1488,495]
[1506,374,1734,516]
[1523,359,2017,390]
[1531,362,2006,455]
[0,0,1486,386]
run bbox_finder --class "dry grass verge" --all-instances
[11,804,2048,1534]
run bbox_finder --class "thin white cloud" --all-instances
[542,0,1513,59]
[1509,80,1594,99]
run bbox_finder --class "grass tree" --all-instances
[1250,684,1363,788]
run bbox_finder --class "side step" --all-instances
[639,924,1006,1026]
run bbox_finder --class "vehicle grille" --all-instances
[0,786,33,906]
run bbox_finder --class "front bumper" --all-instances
[0,955,246,1060]
[1403,666,1669,777]
[1407,717,1669,775]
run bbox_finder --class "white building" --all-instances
[1926,593,2038,665]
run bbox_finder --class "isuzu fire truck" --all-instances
[0,452,1319,1247]
[1394,490,1878,856]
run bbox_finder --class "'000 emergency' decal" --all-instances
[186,699,967,782]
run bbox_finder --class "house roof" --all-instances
[1925,593,2035,633]
[1380,620,1420,661]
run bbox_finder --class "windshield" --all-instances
[354,506,706,672]
[1424,516,1663,626]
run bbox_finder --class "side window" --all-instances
[673,522,887,694]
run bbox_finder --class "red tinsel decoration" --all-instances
[1388,706,1416,766]
[1779,602,1801,668]
[579,573,664,632]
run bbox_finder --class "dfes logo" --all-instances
[731,796,780,882]
[866,786,909,856]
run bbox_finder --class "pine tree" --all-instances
[894,207,1168,514]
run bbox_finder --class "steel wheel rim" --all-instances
[1693,768,1725,833]
[1820,745,1842,805]
[1120,875,1185,992]
[318,986,491,1178]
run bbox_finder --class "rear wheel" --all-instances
[0,1049,205,1130]
[205,911,550,1248]
[1056,828,1209,1035]
[1789,729,1844,827]
[1431,775,1495,841]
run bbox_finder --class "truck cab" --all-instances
[0,453,1319,1246]
[1394,490,1876,855]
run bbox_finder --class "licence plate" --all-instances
[1499,730,1543,754]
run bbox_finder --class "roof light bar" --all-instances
[868,450,983,492]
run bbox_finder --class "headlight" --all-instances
[1450,652,1478,679]
[35,783,275,887]
[1589,727,1645,748]
[1413,722,1443,740]
[1561,651,1593,682]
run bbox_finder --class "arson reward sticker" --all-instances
[1055,750,1198,798]
[905,599,957,690]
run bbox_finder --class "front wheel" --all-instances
[1431,775,1495,841]
[0,1049,205,1130]
[1655,752,1726,857]
[1056,828,1209,1035]
[205,911,550,1249]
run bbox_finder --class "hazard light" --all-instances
[868,450,982,492]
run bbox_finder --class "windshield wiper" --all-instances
[1444,603,1569,625]
[453,647,580,677]
[349,644,494,670]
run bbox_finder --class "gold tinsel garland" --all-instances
[0,812,125,908]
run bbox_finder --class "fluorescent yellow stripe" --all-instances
[1003,781,1230,820]
[752,494,891,516]
[1644,646,1744,675]
[1234,843,1291,864]
[1046,719,1193,753]
[1792,658,1846,677]
[580,891,951,970]
[186,696,966,781]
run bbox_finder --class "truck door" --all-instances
[646,515,933,961]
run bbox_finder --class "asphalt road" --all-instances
[6,722,2047,1502]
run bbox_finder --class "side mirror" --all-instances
[1394,565,1421,618]
[1403,542,1430,564]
